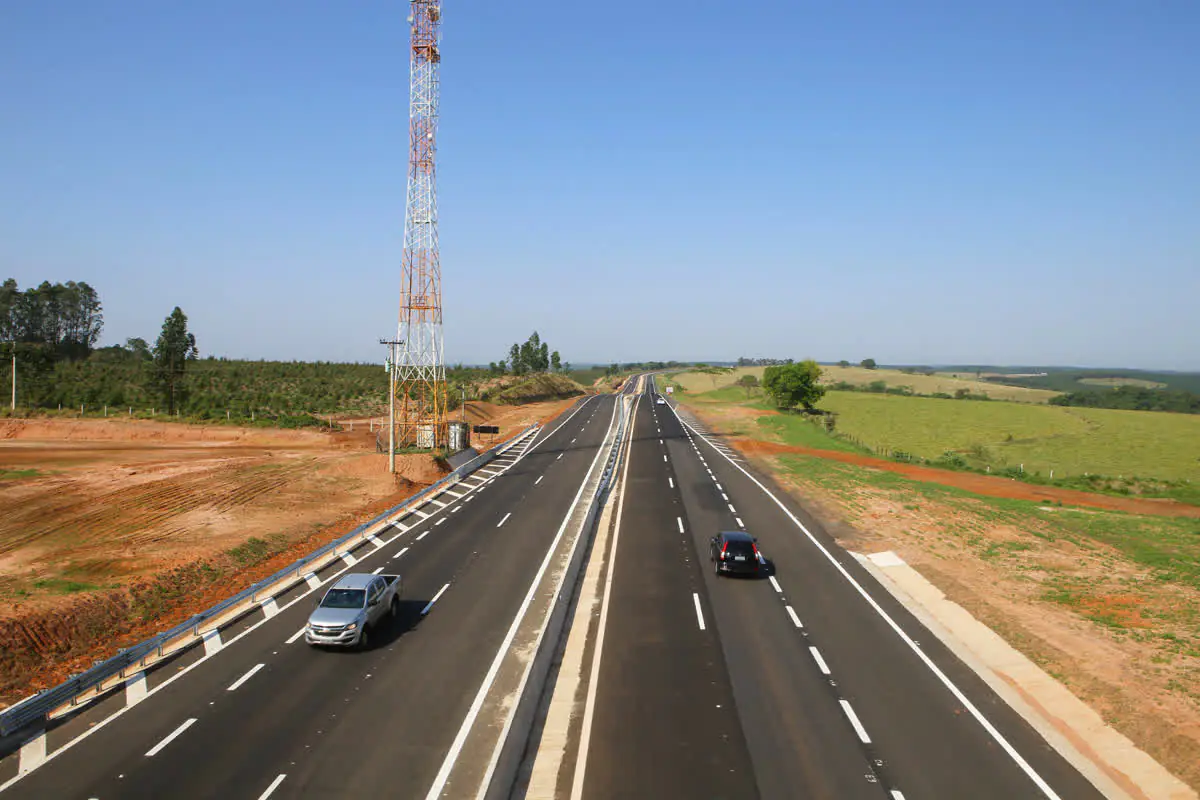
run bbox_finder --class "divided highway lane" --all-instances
[581,390,758,800]
[4,395,617,800]
[660,391,1103,800]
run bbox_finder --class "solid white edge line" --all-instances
[227,663,265,692]
[785,606,803,628]
[670,405,1063,800]
[0,412,557,792]
[497,512,512,528]
[257,773,287,800]
[810,647,831,675]
[145,718,197,757]
[421,583,451,616]
[425,395,621,800]
[692,592,706,631]
[839,700,872,743]
[570,395,638,800]
[768,576,783,593]
[0,427,531,790]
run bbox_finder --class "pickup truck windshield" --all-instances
[320,589,366,609]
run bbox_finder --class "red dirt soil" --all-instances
[732,438,1200,518]
[0,396,584,705]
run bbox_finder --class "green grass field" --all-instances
[819,391,1200,483]
[669,364,1200,490]
[666,365,1059,403]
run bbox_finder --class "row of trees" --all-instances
[0,279,103,360]
[835,358,877,370]
[1050,386,1200,414]
[490,331,566,376]
[736,357,791,367]
[1,278,205,415]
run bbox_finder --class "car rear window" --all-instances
[724,540,755,557]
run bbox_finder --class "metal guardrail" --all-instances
[0,424,541,738]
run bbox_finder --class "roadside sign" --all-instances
[665,386,674,394]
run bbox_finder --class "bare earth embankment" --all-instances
[0,396,577,705]
[684,398,1200,793]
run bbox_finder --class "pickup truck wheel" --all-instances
[713,560,721,577]
[389,596,399,618]
[358,626,370,651]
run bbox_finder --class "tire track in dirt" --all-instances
[0,457,328,568]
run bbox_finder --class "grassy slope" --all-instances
[485,373,586,405]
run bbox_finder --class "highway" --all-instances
[2,393,620,799]
[1,376,1111,799]
[567,378,1104,799]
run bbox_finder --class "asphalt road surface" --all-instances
[4,375,1109,800]
[4,394,618,800]
[574,379,1104,800]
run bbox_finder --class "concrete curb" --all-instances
[480,396,632,800]
[852,550,1197,800]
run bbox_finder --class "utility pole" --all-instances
[9,348,15,412]
[380,338,404,474]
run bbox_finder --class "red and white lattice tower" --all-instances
[391,0,446,449]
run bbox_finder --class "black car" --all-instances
[709,531,760,577]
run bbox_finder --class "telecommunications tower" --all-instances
[389,0,447,455]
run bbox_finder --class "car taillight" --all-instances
[720,541,729,560]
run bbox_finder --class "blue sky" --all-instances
[2,1,1197,369]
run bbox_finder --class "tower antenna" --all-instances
[391,0,446,453]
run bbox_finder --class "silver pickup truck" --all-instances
[305,572,402,649]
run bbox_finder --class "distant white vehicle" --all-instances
[656,396,667,405]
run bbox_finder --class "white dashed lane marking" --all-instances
[145,718,197,757]
[227,663,265,692]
